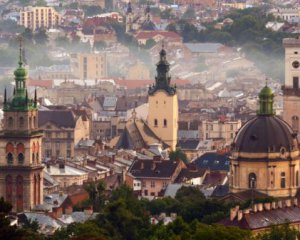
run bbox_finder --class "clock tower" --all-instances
[0,41,43,212]
[282,37,300,132]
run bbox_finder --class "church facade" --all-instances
[0,45,43,212]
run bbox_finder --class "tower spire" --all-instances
[18,35,23,67]
[148,45,176,96]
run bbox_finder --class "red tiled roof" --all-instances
[115,79,190,89]
[27,79,53,88]
[135,31,182,40]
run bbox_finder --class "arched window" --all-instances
[154,119,158,127]
[7,117,13,128]
[16,143,24,165]
[19,117,24,128]
[6,143,14,153]
[248,173,256,189]
[18,153,24,164]
[296,171,299,187]
[163,119,167,127]
[7,153,13,164]
[5,175,12,203]
[36,152,39,163]
[292,116,299,132]
[32,152,35,164]
[281,172,286,188]
[29,117,32,129]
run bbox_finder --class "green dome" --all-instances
[258,85,274,116]
[259,85,273,98]
[14,63,27,79]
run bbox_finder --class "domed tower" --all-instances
[230,85,300,198]
[148,47,178,151]
[0,40,43,212]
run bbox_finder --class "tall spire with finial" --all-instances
[148,42,176,96]
[4,35,36,112]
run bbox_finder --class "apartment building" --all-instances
[19,6,61,31]
[70,52,108,80]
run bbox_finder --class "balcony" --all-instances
[282,86,300,97]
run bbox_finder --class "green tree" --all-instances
[169,148,188,163]
[256,223,300,240]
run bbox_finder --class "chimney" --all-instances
[278,200,283,208]
[252,204,257,213]
[264,202,271,211]
[257,203,263,212]
[293,198,298,206]
[243,209,250,214]
[272,201,277,209]
[59,191,63,197]
[286,199,291,207]
[140,162,144,170]
[237,210,243,221]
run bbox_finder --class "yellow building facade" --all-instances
[19,6,61,31]
[71,52,107,80]
[148,48,178,150]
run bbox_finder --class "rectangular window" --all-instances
[150,181,155,188]
[293,77,299,89]
[281,172,286,188]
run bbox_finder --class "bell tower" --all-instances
[0,39,43,212]
[147,47,178,150]
[282,37,300,133]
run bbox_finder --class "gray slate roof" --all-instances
[38,110,76,128]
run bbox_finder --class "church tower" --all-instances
[0,40,43,212]
[125,2,133,33]
[148,47,178,151]
[282,37,300,132]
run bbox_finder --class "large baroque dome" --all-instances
[232,85,299,157]
[230,85,300,198]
